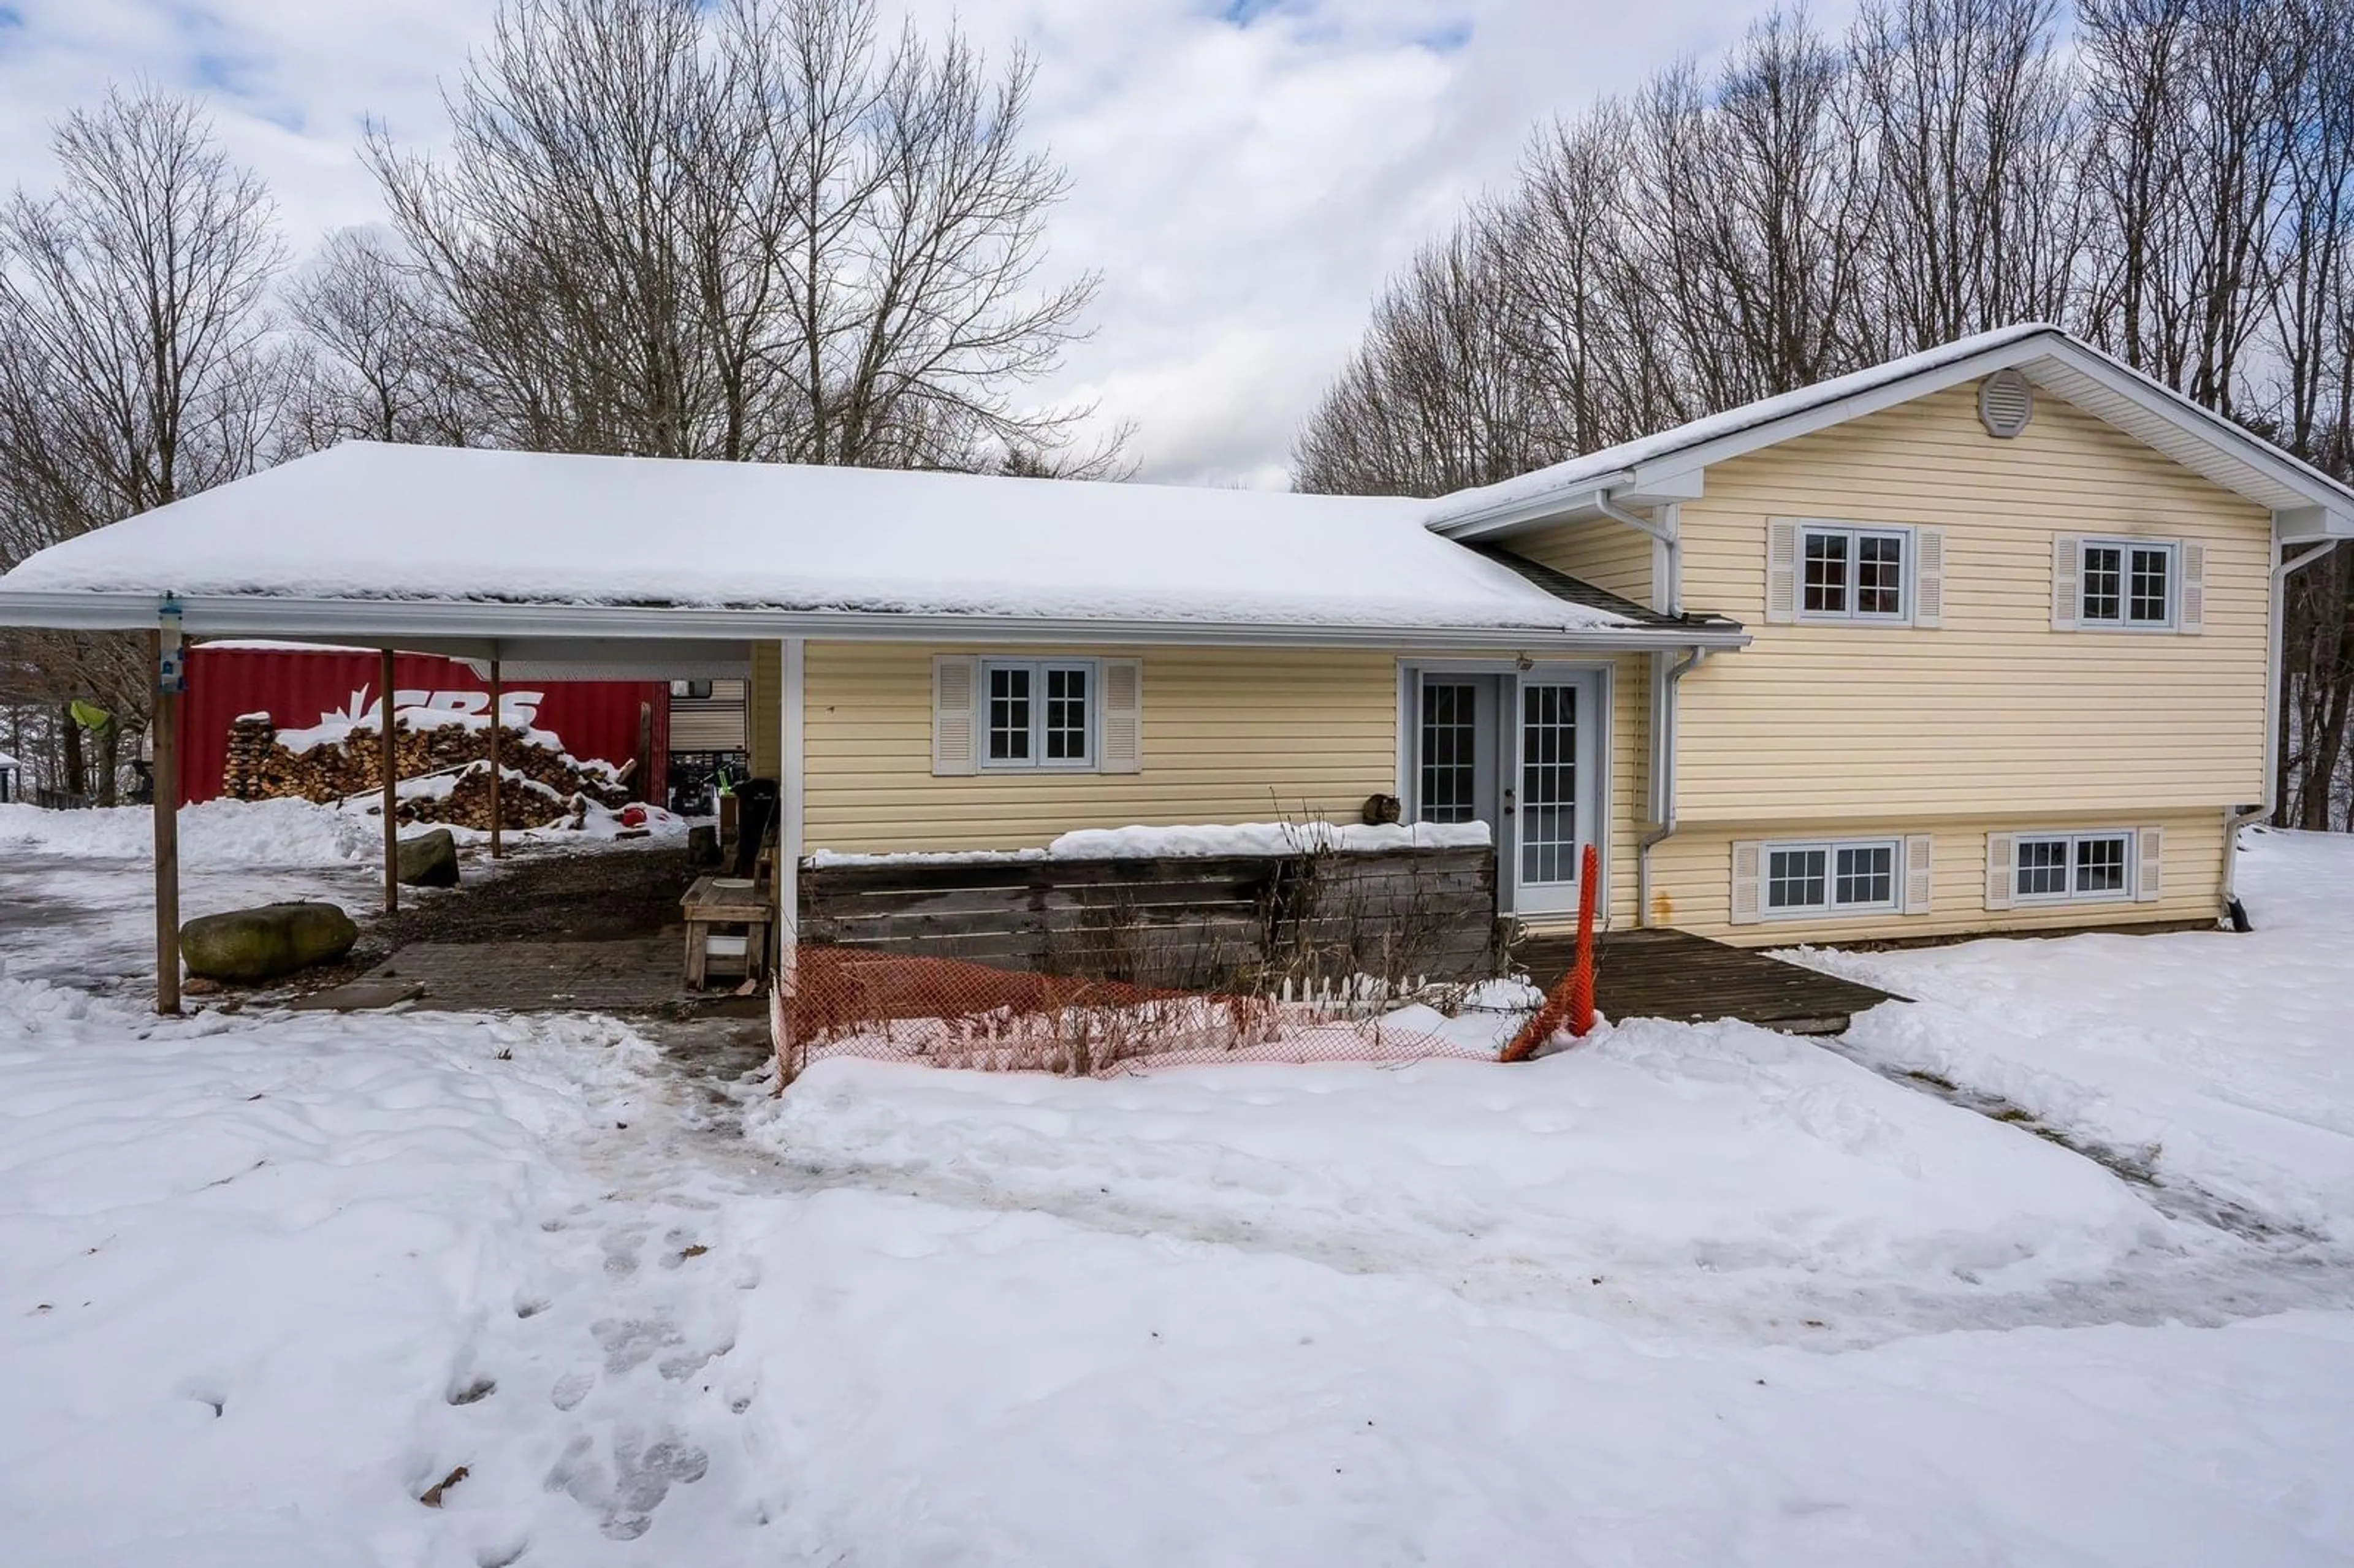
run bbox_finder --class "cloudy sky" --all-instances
[0,0,1809,487]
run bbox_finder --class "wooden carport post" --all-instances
[151,617,183,1016]
[489,658,503,858]
[380,649,398,913]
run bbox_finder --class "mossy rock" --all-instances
[397,828,460,888]
[181,903,360,984]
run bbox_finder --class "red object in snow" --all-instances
[1501,840,1603,1062]
[179,644,669,808]
[620,804,649,828]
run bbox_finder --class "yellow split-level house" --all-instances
[2,324,2349,972]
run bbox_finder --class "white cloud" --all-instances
[0,0,1791,486]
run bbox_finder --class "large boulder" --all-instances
[397,828,460,888]
[181,903,359,984]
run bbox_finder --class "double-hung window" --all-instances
[1799,525,1911,623]
[2078,539,2176,629]
[981,659,1095,769]
[1762,837,1901,919]
[2013,829,2135,904]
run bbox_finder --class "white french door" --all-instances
[1409,664,1602,919]
[1511,672,1599,918]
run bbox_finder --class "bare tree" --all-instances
[1849,0,2082,352]
[0,87,286,802]
[281,227,472,450]
[365,0,1107,472]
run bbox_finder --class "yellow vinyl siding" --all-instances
[1512,520,1655,607]
[748,642,781,777]
[1674,382,2270,822]
[1647,810,2225,945]
[801,643,1397,853]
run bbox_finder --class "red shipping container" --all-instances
[181,644,669,809]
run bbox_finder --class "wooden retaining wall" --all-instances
[798,847,1500,986]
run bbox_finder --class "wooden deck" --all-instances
[1518,927,1900,1036]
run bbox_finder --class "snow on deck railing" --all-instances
[806,819,1492,869]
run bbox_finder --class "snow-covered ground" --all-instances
[0,799,687,993]
[2,824,2352,1564]
[1788,829,2354,1241]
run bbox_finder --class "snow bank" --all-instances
[754,1014,2183,1332]
[0,797,382,868]
[809,818,1491,867]
[728,1193,2354,1566]
[1794,829,2354,1237]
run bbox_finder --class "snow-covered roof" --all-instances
[1431,324,2354,539]
[0,442,1631,634]
[0,752,15,770]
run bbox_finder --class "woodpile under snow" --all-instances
[223,713,637,830]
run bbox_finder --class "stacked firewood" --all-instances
[224,715,634,825]
[223,717,280,800]
[394,762,601,831]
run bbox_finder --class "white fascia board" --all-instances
[1428,482,1627,541]
[0,589,1751,653]
[2028,340,2354,514]
[1429,330,2354,536]
[1617,466,1708,504]
[2275,504,2354,544]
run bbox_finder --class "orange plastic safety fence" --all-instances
[769,943,1512,1080]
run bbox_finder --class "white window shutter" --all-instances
[1903,834,1935,914]
[1984,833,2015,910]
[1729,840,1764,925]
[931,655,978,776]
[2178,542,2205,633]
[2136,825,2164,902]
[1099,658,1143,774]
[2051,536,2081,631]
[1765,521,1799,624]
[1912,527,1945,628]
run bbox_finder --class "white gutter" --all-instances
[1430,481,1632,543]
[1594,492,1681,615]
[1636,645,1708,927]
[0,589,1753,654]
[2223,538,2339,924]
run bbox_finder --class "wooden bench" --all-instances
[681,875,772,990]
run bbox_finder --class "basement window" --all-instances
[2014,830,2135,904]
[981,660,1095,770]
[1762,838,1901,919]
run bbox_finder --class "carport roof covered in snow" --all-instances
[0,441,1746,652]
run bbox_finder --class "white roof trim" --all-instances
[0,589,1751,654]
[1429,325,2354,539]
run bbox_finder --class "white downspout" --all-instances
[2223,539,2336,926]
[1594,493,1680,615]
[1637,645,1707,927]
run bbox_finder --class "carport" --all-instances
[0,592,785,1018]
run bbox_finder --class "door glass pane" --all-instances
[1520,683,1578,885]
[1419,681,1477,823]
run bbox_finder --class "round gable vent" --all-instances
[1979,368,2035,438]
